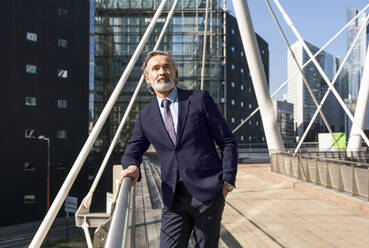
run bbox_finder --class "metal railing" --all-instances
[271,152,369,200]
[105,177,133,248]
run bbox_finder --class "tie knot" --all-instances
[162,99,171,109]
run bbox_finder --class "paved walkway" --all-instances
[222,163,369,248]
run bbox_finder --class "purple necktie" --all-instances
[162,99,176,144]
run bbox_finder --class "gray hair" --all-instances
[142,50,178,94]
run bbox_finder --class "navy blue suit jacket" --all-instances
[121,88,238,208]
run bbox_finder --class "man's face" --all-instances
[145,55,177,93]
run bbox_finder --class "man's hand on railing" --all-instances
[119,165,140,186]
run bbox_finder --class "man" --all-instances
[120,51,238,248]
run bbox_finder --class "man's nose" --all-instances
[158,67,167,75]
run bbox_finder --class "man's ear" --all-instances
[144,74,149,82]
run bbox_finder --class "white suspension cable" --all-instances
[29,0,169,246]
[295,15,369,153]
[272,0,369,151]
[265,0,341,150]
[200,0,210,90]
[80,0,179,212]
[231,4,369,135]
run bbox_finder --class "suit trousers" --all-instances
[160,182,225,248]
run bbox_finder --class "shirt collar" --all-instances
[157,87,178,106]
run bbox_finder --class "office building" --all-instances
[0,0,90,225]
[272,100,295,145]
[93,0,269,151]
[287,40,348,142]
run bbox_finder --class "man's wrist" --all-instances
[223,181,235,192]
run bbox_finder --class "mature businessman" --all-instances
[120,51,238,248]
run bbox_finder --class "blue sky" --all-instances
[226,0,368,99]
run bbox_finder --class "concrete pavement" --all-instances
[222,163,369,248]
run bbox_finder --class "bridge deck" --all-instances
[223,163,369,248]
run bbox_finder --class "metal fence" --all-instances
[270,152,369,200]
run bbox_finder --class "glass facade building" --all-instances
[287,41,348,142]
[94,0,224,152]
[93,0,269,152]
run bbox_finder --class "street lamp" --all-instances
[38,135,50,245]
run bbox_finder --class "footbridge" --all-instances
[25,0,369,247]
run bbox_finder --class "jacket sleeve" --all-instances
[121,111,151,182]
[201,90,238,186]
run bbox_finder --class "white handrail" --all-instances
[29,0,169,246]
[200,0,210,90]
[105,177,132,248]
[80,0,179,212]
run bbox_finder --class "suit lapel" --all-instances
[150,98,175,146]
[176,89,190,145]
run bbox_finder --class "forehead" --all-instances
[147,55,171,67]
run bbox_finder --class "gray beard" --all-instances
[151,79,175,93]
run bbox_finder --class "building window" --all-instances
[256,121,259,126]
[231,99,235,105]
[221,81,225,85]
[25,97,37,106]
[26,64,37,74]
[26,32,38,42]
[24,194,36,204]
[25,129,35,138]
[58,39,68,48]
[25,162,36,171]
[241,136,244,141]
[57,130,67,139]
[249,120,252,126]
[249,136,252,141]
[231,64,235,70]
[231,47,235,52]
[57,99,67,109]
[241,51,244,56]
[262,136,265,141]
[249,87,252,92]
[221,98,225,103]
[240,85,244,90]
[231,117,235,123]
[240,102,244,107]
[240,68,244,74]
[261,49,265,54]
[221,60,225,66]
[58,8,68,16]
[231,82,235,87]
[57,162,67,170]
[231,29,235,35]
[57,69,68,78]
[248,104,252,109]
